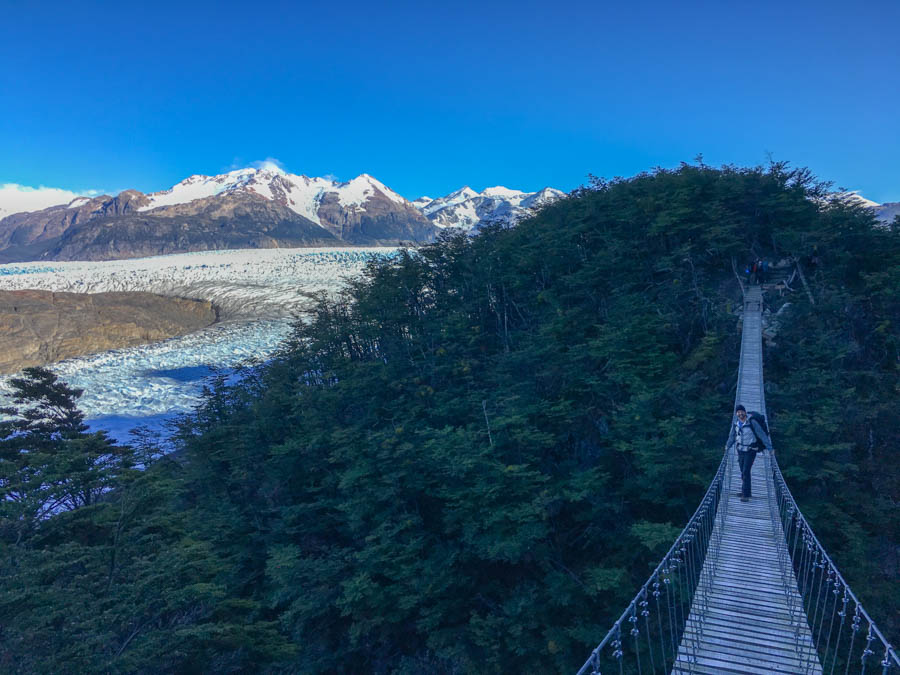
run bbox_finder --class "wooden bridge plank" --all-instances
[684,620,814,650]
[673,286,822,674]
[682,626,817,657]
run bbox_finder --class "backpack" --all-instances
[747,411,769,449]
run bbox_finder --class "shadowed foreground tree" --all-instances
[0,367,129,545]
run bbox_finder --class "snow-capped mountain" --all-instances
[0,170,436,262]
[138,169,410,227]
[414,185,565,230]
[133,170,563,232]
[0,169,565,262]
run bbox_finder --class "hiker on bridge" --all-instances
[726,404,773,502]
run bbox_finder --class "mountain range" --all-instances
[0,170,564,262]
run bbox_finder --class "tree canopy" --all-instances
[1,162,897,673]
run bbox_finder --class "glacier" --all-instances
[0,247,395,442]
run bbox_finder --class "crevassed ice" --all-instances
[53,319,293,418]
[0,247,396,438]
[0,248,393,319]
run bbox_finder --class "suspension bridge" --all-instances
[577,285,899,674]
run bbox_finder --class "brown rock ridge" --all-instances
[0,290,216,374]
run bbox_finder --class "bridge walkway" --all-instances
[672,286,821,674]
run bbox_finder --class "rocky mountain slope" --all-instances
[0,190,152,262]
[0,169,563,262]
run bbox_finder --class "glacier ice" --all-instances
[0,247,395,441]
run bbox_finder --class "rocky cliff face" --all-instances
[0,289,216,374]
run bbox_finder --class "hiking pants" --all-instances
[738,449,758,498]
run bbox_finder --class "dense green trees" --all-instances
[1,163,896,673]
[0,368,128,545]
[765,201,900,638]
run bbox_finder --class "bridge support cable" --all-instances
[576,284,898,674]
[575,451,729,675]
[672,286,820,674]
[769,450,899,674]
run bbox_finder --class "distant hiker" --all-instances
[810,245,820,272]
[749,260,757,284]
[725,404,773,502]
[759,259,769,284]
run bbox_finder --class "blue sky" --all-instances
[1,0,898,202]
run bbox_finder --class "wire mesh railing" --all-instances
[768,452,899,674]
[575,285,897,673]
[575,450,732,675]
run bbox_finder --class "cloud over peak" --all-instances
[250,158,286,173]
[0,183,100,218]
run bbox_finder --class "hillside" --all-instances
[1,163,897,673]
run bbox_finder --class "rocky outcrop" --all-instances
[0,289,216,374]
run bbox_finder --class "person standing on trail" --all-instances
[725,404,773,502]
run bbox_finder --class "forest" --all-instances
[1,162,897,673]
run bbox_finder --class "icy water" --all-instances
[0,248,394,442]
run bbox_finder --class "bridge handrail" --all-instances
[575,287,897,673]
[574,448,729,675]
[768,450,899,670]
[576,291,756,674]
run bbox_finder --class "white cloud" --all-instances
[0,183,99,218]
[250,157,286,173]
